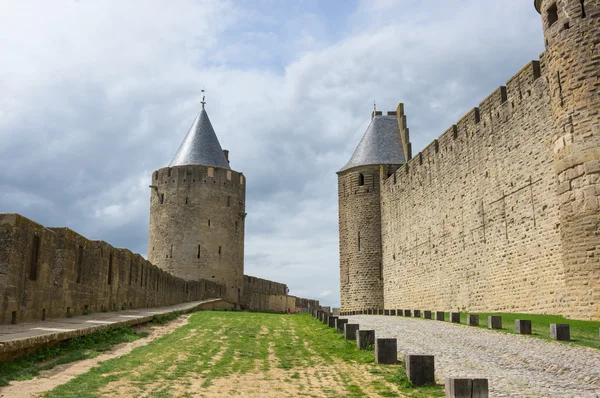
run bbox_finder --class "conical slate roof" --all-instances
[169,107,231,169]
[338,114,405,173]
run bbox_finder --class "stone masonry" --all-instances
[339,0,600,320]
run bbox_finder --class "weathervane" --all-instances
[201,89,206,109]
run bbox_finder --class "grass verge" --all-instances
[0,326,147,387]
[42,312,444,397]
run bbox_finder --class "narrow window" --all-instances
[185,197,188,204]
[76,245,83,283]
[128,260,133,286]
[218,246,222,255]
[358,232,361,251]
[580,0,586,18]
[29,235,41,281]
[358,173,365,186]
[170,245,173,258]
[227,196,231,207]
[107,253,113,285]
[11,311,17,324]
[208,219,211,227]
[160,193,164,204]
[197,245,201,258]
[42,309,46,321]
[379,262,383,280]
[235,221,238,232]
[547,3,558,27]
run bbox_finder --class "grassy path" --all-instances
[42,312,443,397]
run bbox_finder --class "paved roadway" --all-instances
[342,315,600,397]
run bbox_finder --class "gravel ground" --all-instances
[342,315,600,398]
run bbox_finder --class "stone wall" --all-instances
[379,54,599,319]
[0,213,226,325]
[240,275,319,313]
[148,164,246,303]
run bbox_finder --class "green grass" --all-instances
[0,326,146,387]
[41,312,444,397]
[405,311,600,349]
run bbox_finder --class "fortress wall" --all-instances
[0,213,226,325]
[380,58,579,316]
[240,275,319,312]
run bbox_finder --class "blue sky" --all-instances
[0,0,544,307]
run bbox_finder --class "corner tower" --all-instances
[148,99,246,303]
[535,0,600,318]
[337,109,406,313]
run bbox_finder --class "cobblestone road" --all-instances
[343,315,600,397]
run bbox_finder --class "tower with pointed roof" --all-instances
[337,109,407,313]
[148,99,246,304]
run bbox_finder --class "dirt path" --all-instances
[0,315,191,398]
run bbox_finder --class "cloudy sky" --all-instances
[0,0,544,307]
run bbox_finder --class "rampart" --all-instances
[0,213,226,325]
[379,55,600,319]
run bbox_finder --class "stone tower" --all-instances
[148,100,246,303]
[536,0,600,318]
[337,110,406,312]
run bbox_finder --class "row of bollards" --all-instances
[339,309,573,341]
[311,310,489,397]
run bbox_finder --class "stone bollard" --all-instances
[405,354,435,386]
[375,338,398,364]
[344,323,359,340]
[436,311,445,321]
[323,314,328,324]
[488,316,502,329]
[328,316,338,328]
[404,309,412,317]
[413,310,421,318]
[515,320,532,335]
[336,318,348,333]
[467,314,479,327]
[396,309,402,316]
[379,309,384,315]
[384,309,390,316]
[424,310,432,319]
[445,377,489,398]
[451,312,461,323]
[390,310,396,316]
[357,330,375,350]
[550,324,570,341]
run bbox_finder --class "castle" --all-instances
[338,0,600,321]
[0,97,318,325]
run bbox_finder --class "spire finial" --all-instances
[201,89,206,109]
[373,100,376,113]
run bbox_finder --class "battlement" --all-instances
[152,164,245,191]
[384,58,546,185]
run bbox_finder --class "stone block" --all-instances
[390,310,396,316]
[436,311,445,321]
[445,378,489,398]
[404,354,435,386]
[550,324,570,341]
[515,320,532,334]
[378,309,384,315]
[424,310,432,319]
[328,316,338,328]
[451,312,461,323]
[404,309,412,317]
[336,318,348,333]
[357,329,375,350]
[467,314,479,326]
[384,309,390,316]
[375,338,398,364]
[488,316,502,329]
[396,309,402,316]
[413,310,421,318]
[344,323,359,340]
